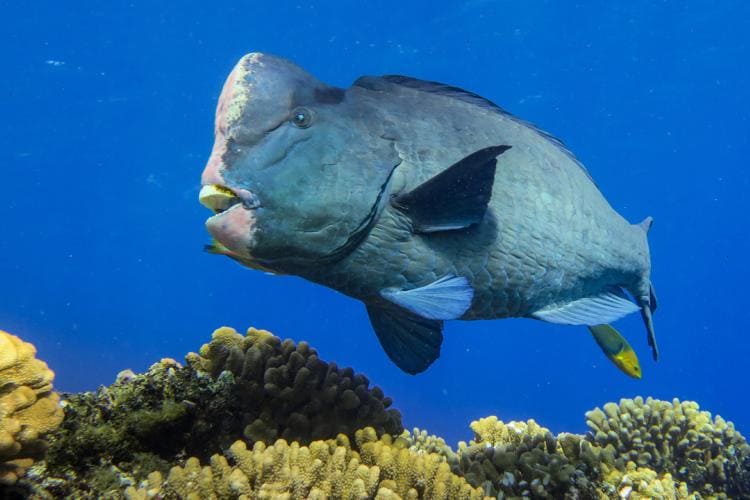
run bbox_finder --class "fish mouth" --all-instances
[199,184,260,218]
[200,184,261,259]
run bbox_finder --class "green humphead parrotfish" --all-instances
[199,53,658,375]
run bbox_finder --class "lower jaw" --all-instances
[205,205,258,259]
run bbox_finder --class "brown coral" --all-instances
[0,329,63,485]
[124,428,489,499]
[186,326,403,444]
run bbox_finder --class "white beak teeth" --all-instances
[199,185,240,213]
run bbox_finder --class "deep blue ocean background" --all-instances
[2,1,748,446]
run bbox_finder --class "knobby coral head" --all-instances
[0,329,64,485]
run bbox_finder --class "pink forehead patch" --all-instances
[214,60,245,137]
[202,60,248,186]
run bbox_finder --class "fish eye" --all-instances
[290,107,313,128]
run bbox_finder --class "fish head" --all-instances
[613,349,643,379]
[200,53,399,273]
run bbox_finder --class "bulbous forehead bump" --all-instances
[202,55,258,187]
[214,53,322,145]
[214,54,257,139]
[215,53,287,143]
[203,53,326,186]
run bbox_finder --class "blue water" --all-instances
[2,1,748,446]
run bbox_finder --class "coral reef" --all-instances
[451,401,750,499]
[2,325,748,499]
[586,396,750,497]
[186,326,403,443]
[124,429,487,499]
[601,461,690,499]
[400,427,458,468]
[17,326,403,497]
[0,330,63,485]
[455,417,599,498]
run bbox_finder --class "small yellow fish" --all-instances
[588,324,642,379]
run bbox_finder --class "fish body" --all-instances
[588,324,642,379]
[200,53,657,374]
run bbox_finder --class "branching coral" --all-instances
[453,400,749,498]
[400,427,458,470]
[601,461,690,499]
[454,417,598,498]
[124,428,488,500]
[355,427,487,499]
[0,330,63,485]
[468,416,550,447]
[123,403,747,499]
[586,396,750,497]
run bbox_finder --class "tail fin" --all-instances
[637,279,658,361]
[648,282,658,312]
[635,216,658,359]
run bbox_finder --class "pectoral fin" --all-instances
[531,288,640,325]
[392,145,511,233]
[366,304,443,374]
[380,275,474,320]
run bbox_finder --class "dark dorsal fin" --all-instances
[393,145,510,233]
[354,75,593,182]
[364,75,511,115]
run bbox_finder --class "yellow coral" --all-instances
[0,329,64,485]
[602,461,693,499]
[124,428,489,499]
[456,416,597,498]
[467,416,550,446]
[586,397,750,496]
[185,326,275,378]
[357,429,482,499]
[400,427,458,471]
